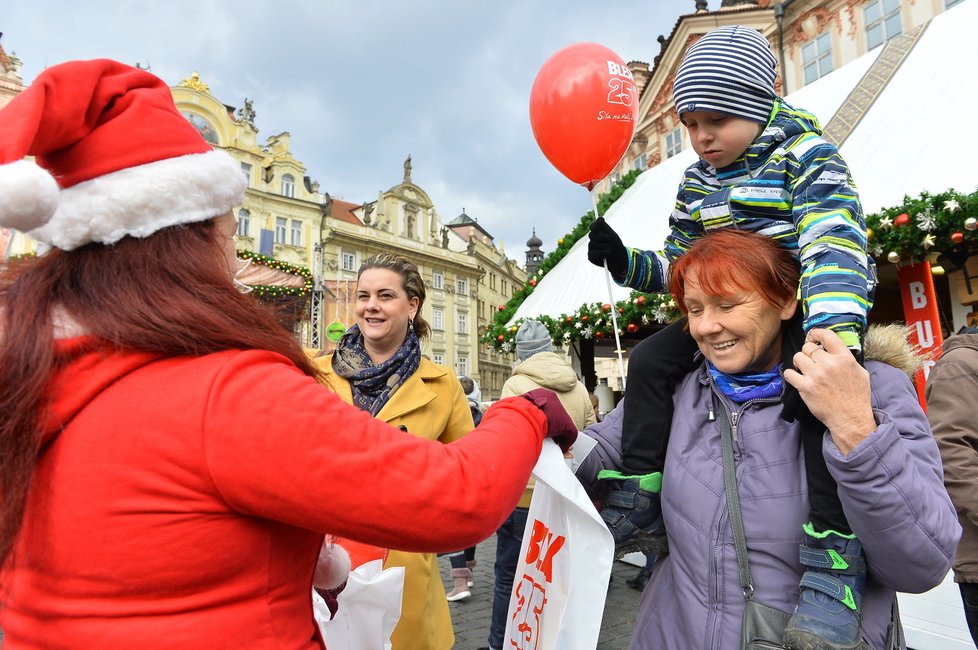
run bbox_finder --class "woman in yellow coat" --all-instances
[314,252,472,650]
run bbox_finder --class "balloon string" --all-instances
[591,189,627,391]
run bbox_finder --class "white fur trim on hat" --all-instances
[313,541,352,590]
[0,159,61,234]
[29,149,247,251]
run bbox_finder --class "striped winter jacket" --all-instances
[620,100,876,350]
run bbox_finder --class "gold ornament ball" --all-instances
[887,251,901,264]
[965,217,978,231]
[867,227,874,242]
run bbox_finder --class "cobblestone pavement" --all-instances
[440,535,645,650]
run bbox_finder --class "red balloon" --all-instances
[530,43,638,191]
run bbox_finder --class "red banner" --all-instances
[896,261,944,410]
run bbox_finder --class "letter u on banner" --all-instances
[896,261,944,410]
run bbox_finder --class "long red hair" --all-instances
[0,218,317,567]
[670,229,800,313]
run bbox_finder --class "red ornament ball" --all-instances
[618,307,624,314]
[566,316,573,323]
[581,315,589,322]
[595,331,604,338]
[951,231,965,245]
[894,213,910,227]
[529,278,537,287]
[497,334,505,342]
[498,304,505,311]
[636,295,646,307]
[602,303,612,311]
[627,323,638,333]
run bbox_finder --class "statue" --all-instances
[237,98,256,125]
[466,237,476,254]
[321,192,333,218]
[440,226,449,249]
[361,201,374,225]
[403,155,412,184]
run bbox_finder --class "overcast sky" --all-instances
[2,0,695,256]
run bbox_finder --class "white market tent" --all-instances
[514,0,978,323]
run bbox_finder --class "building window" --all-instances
[290,219,302,246]
[665,127,683,158]
[433,308,445,331]
[802,31,833,86]
[489,272,496,290]
[456,278,468,295]
[457,311,468,335]
[633,152,648,171]
[240,163,252,184]
[457,355,469,377]
[237,208,250,237]
[281,174,295,198]
[432,353,444,366]
[864,0,902,51]
[274,217,287,244]
[341,251,356,272]
[432,272,444,290]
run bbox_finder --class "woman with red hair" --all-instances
[0,59,575,648]
[578,229,959,649]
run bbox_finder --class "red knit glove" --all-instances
[520,388,579,453]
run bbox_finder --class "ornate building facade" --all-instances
[171,73,326,271]
[444,210,527,400]
[593,0,959,194]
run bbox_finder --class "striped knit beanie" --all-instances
[672,25,778,124]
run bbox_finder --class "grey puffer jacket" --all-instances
[579,326,960,649]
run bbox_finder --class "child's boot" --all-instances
[783,525,869,650]
[466,559,476,587]
[597,470,667,558]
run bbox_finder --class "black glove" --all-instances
[780,311,813,424]
[587,217,629,280]
[521,388,579,453]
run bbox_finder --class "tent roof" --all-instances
[514,0,977,322]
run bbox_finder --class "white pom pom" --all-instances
[0,160,60,233]
[313,541,351,590]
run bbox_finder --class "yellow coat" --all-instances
[314,354,473,650]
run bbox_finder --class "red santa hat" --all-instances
[0,59,246,251]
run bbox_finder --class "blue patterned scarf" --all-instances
[331,324,421,416]
[708,362,784,403]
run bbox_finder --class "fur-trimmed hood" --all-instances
[863,323,925,378]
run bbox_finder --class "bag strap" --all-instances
[714,393,905,648]
[714,391,754,598]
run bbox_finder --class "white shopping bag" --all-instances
[504,438,615,650]
[314,559,405,650]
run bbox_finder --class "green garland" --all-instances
[236,249,314,298]
[481,182,978,354]
[865,187,978,266]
